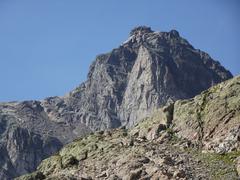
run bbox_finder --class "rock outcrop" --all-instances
[0,26,233,179]
[18,76,240,180]
[172,76,240,154]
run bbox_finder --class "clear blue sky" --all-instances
[0,0,239,102]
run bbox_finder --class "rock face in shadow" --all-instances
[0,26,233,179]
[18,76,240,180]
[0,126,62,179]
[0,101,90,179]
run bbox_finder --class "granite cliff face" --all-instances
[64,26,232,130]
[18,76,240,180]
[0,26,233,179]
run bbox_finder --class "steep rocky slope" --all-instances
[18,76,240,180]
[0,101,90,179]
[172,76,240,154]
[0,26,233,179]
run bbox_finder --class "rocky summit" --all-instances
[18,76,240,180]
[0,26,233,179]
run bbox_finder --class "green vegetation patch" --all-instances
[192,150,240,180]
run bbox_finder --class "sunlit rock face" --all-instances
[67,26,232,130]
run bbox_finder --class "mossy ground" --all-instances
[188,149,240,180]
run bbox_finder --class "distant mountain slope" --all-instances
[18,76,240,180]
[0,26,232,179]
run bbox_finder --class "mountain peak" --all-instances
[129,26,153,36]
[123,27,185,48]
[169,29,180,37]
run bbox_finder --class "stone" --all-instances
[156,132,171,144]
[138,157,150,164]
[173,170,186,178]
[236,157,240,176]
[62,155,79,168]
[147,124,167,141]
[96,171,108,178]
[151,171,171,180]
[128,169,143,180]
